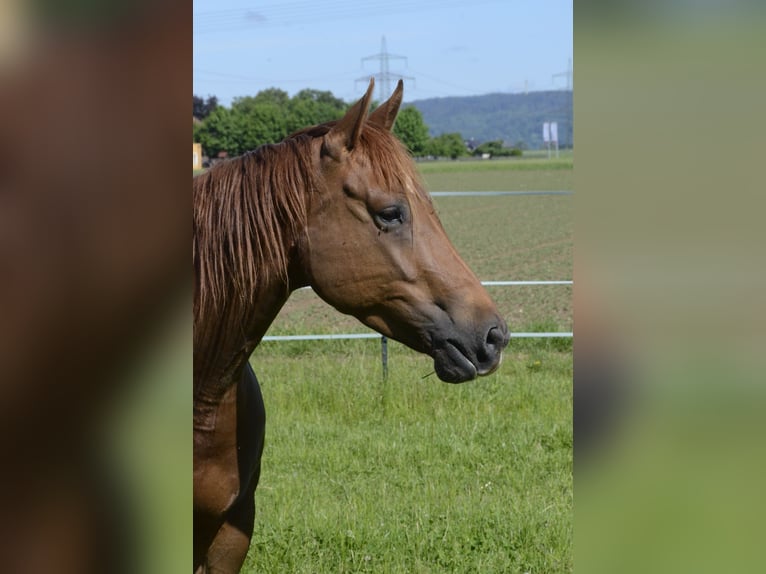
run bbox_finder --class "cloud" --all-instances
[244,11,267,23]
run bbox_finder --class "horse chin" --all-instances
[432,342,479,383]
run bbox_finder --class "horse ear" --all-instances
[369,79,403,131]
[324,78,375,158]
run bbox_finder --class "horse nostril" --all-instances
[475,325,508,366]
[485,325,506,350]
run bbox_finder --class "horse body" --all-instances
[193,79,509,572]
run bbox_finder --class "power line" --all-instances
[406,68,476,95]
[193,0,505,35]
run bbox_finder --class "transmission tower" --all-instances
[552,58,573,91]
[356,36,414,101]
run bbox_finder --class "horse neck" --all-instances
[194,275,291,398]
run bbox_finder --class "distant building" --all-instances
[193,142,202,170]
[465,137,481,152]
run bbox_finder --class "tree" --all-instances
[251,88,290,107]
[392,106,430,156]
[193,87,353,158]
[193,95,219,120]
[428,133,467,159]
[473,140,504,156]
[240,104,287,149]
[292,89,346,108]
[231,95,290,146]
[287,89,346,133]
[473,139,523,158]
[194,106,247,158]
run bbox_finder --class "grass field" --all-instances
[420,159,572,193]
[240,156,572,572]
[246,342,572,573]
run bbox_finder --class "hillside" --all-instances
[408,90,572,150]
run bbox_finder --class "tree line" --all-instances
[193,89,512,161]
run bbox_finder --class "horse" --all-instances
[193,78,510,573]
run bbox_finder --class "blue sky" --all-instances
[193,0,572,106]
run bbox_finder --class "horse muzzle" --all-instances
[430,318,510,383]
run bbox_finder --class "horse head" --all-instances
[293,79,509,382]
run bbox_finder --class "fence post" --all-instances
[381,335,388,380]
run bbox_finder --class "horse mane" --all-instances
[193,135,315,359]
[193,119,429,376]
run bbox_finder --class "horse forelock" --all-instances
[357,124,430,205]
[288,120,429,205]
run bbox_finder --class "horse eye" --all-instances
[376,206,404,226]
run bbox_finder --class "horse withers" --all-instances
[193,79,509,572]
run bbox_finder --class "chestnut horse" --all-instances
[193,79,509,572]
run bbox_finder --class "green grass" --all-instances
[419,157,572,193]
[417,156,573,174]
[246,341,572,573]
[418,156,572,192]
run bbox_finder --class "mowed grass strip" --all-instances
[418,156,573,193]
[245,341,572,573]
[416,155,573,174]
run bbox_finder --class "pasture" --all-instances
[243,158,573,572]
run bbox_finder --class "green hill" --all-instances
[408,90,572,150]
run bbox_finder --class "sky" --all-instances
[193,0,572,106]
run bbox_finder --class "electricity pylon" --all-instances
[356,36,414,101]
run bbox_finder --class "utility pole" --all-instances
[552,58,573,91]
[356,36,414,101]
